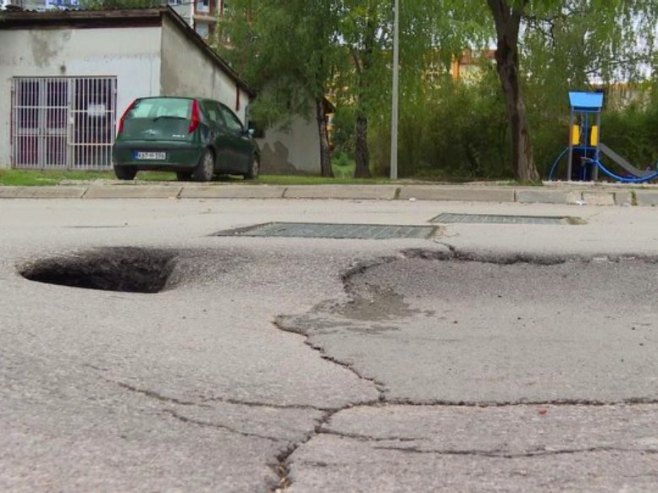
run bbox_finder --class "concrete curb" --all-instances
[179,185,286,199]
[0,186,87,199]
[83,186,182,199]
[1,184,657,207]
[399,186,515,203]
[284,185,398,200]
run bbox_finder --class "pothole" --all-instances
[19,248,176,293]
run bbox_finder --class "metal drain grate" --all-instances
[215,222,438,239]
[431,213,582,225]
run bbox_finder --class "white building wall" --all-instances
[0,27,161,167]
[160,16,249,123]
[256,114,321,175]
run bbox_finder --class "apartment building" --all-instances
[168,0,224,39]
[1,0,57,11]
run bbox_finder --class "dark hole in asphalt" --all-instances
[19,248,176,293]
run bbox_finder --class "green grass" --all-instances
[255,175,392,185]
[0,167,516,186]
[0,168,396,186]
[0,169,177,186]
[0,169,111,186]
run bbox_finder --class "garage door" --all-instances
[11,76,117,170]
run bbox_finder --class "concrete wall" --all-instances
[0,26,162,167]
[160,16,250,123]
[256,113,321,175]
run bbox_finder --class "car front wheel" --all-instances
[192,149,214,182]
[114,166,137,181]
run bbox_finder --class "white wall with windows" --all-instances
[1,0,76,10]
[0,26,161,168]
[0,8,321,174]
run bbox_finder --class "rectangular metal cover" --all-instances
[431,213,577,225]
[215,222,437,239]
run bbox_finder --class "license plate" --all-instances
[134,151,166,160]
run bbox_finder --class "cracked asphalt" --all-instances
[0,198,657,492]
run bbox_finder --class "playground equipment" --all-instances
[548,91,658,183]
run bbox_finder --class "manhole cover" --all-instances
[215,223,437,240]
[430,213,583,225]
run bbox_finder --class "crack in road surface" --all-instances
[273,318,388,399]
[268,247,658,491]
[162,409,284,442]
[62,248,658,492]
[272,409,338,492]
[371,445,658,458]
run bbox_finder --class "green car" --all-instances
[113,96,259,181]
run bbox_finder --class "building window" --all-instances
[195,22,209,38]
[196,0,209,13]
[11,76,117,170]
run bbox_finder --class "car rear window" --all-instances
[128,98,192,119]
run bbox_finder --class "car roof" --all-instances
[136,96,227,107]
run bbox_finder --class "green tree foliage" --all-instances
[219,0,657,180]
[217,0,341,176]
[334,0,392,177]
[220,0,464,178]
[428,0,657,182]
[520,0,658,177]
[369,67,512,180]
[220,0,395,178]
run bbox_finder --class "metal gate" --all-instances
[11,77,117,170]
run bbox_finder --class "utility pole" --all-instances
[390,0,400,180]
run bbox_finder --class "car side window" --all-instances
[220,105,244,134]
[203,101,224,128]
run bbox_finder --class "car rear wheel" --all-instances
[192,149,214,182]
[114,166,137,181]
[244,154,259,180]
[176,172,192,182]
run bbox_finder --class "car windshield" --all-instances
[128,98,192,120]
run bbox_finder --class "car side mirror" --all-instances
[247,121,265,139]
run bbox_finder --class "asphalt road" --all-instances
[0,198,656,492]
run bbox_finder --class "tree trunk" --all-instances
[352,8,375,179]
[315,97,333,177]
[487,0,540,183]
[354,113,370,178]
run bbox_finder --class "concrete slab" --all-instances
[398,186,515,203]
[635,190,658,207]
[516,189,582,204]
[288,404,658,492]
[284,185,398,200]
[84,186,182,199]
[582,191,615,206]
[0,188,21,198]
[614,190,634,206]
[280,257,658,403]
[179,185,286,199]
[0,187,87,199]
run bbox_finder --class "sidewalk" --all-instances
[1,182,657,206]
